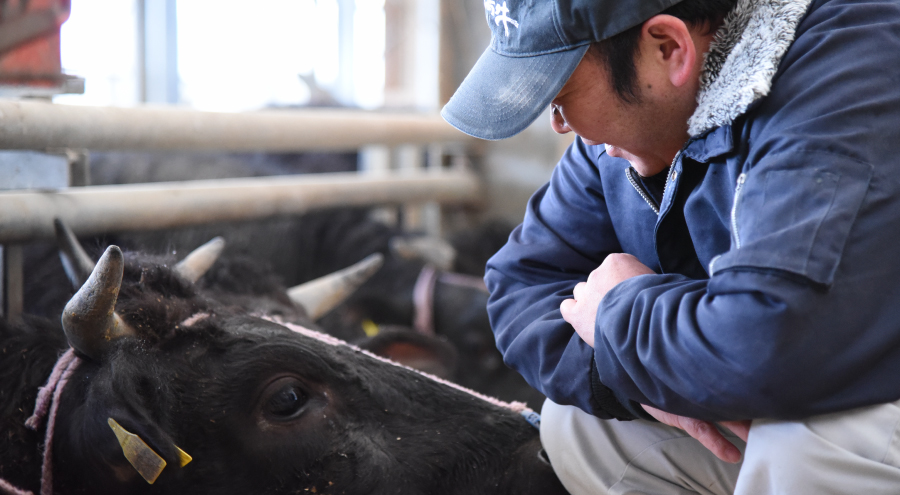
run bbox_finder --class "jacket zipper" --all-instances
[662,151,682,199]
[624,150,683,216]
[731,173,747,248]
[625,167,660,215]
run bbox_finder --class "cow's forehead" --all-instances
[101,313,531,419]
[274,319,529,414]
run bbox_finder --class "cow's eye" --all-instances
[264,381,308,418]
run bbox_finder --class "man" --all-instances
[442,0,900,493]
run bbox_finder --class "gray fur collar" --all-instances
[687,0,814,137]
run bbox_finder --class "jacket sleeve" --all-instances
[486,139,649,420]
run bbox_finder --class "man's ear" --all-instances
[640,15,700,88]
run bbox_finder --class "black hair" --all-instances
[588,0,738,103]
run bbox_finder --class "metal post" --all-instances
[2,244,23,319]
[423,143,444,236]
[66,149,90,186]
[397,144,425,232]
[336,0,356,104]
[138,0,179,104]
[0,150,71,317]
[360,145,399,227]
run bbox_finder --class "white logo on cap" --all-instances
[484,1,519,37]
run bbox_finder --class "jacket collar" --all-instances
[687,0,814,137]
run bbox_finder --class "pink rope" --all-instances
[24,349,76,430]
[1,348,81,495]
[412,265,438,336]
[38,353,80,495]
[275,319,530,414]
[413,267,491,336]
[0,478,33,495]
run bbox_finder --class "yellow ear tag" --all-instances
[107,418,167,484]
[361,319,380,337]
[175,445,193,467]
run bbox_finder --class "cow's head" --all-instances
[46,246,566,495]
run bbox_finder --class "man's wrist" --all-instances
[589,355,651,421]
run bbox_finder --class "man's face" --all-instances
[549,54,678,176]
[550,54,636,148]
[549,17,712,177]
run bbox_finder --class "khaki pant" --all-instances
[540,399,900,495]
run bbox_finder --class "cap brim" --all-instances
[441,44,589,141]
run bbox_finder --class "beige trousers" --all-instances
[540,398,900,495]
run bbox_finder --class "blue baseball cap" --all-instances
[442,0,684,140]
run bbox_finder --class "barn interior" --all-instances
[0,2,604,493]
[0,1,573,414]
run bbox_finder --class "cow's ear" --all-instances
[105,414,192,484]
[355,326,458,379]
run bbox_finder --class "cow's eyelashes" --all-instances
[262,379,309,419]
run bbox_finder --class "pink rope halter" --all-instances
[1,348,81,495]
[412,265,488,336]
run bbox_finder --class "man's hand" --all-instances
[641,405,750,463]
[560,253,654,346]
[562,255,750,463]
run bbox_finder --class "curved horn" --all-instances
[287,253,385,320]
[62,245,136,360]
[54,218,96,288]
[173,236,225,283]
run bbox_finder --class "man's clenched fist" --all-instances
[560,253,654,347]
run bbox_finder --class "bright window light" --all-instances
[353,0,385,109]
[56,0,140,106]
[313,0,340,88]
[177,0,317,112]
[56,0,385,111]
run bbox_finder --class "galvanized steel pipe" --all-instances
[0,171,481,243]
[0,99,469,152]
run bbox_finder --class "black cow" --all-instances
[0,246,567,495]
[53,220,459,381]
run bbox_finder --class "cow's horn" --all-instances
[62,245,136,360]
[287,253,384,320]
[173,236,225,283]
[54,218,96,289]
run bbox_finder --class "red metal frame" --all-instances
[0,0,71,88]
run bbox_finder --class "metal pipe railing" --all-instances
[0,170,481,243]
[0,98,470,152]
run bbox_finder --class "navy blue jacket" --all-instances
[486,0,900,422]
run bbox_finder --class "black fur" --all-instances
[1,251,566,495]
[0,317,68,493]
